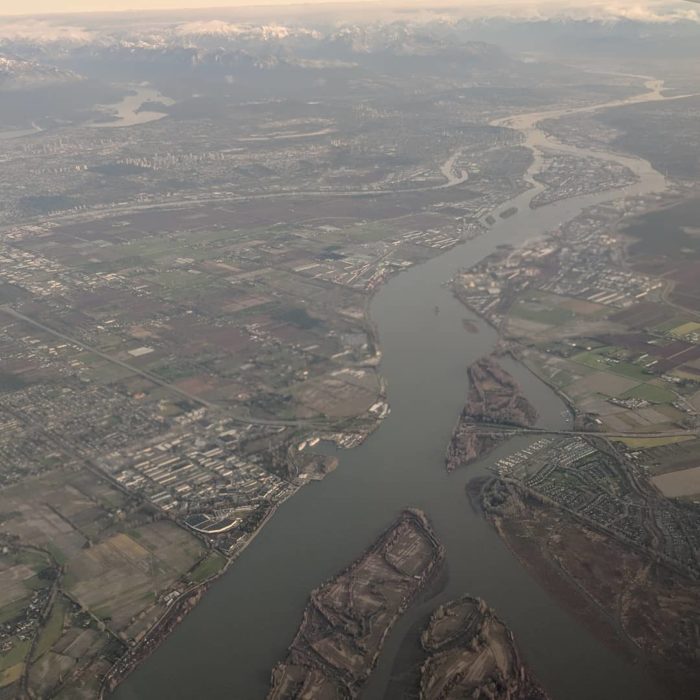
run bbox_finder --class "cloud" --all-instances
[174,20,248,37]
[599,1,700,23]
[0,19,94,44]
[1,2,697,50]
[173,20,322,41]
[436,0,700,23]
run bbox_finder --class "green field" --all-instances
[0,549,54,624]
[510,302,574,326]
[0,661,24,689]
[0,598,29,625]
[523,355,576,390]
[669,321,700,338]
[652,315,694,333]
[45,543,67,566]
[32,597,68,661]
[188,552,227,584]
[548,369,576,388]
[617,435,694,449]
[572,349,651,382]
[13,549,50,570]
[0,638,31,673]
[622,383,676,404]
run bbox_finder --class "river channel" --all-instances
[89,86,173,128]
[113,83,672,700]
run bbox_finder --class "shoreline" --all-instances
[98,124,521,698]
[445,354,538,471]
[451,280,581,423]
[99,496,285,696]
[478,478,700,699]
[106,74,681,699]
[470,479,640,662]
[267,509,445,699]
[419,594,549,700]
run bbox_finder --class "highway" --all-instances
[0,305,328,429]
[458,418,699,440]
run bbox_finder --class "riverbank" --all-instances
[112,75,677,700]
[268,509,444,699]
[419,595,549,700]
[446,355,538,471]
[480,478,700,699]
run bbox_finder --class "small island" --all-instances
[446,356,538,471]
[268,509,445,699]
[420,596,548,700]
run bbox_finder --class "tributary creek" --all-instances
[113,81,674,700]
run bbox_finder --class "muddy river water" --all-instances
[113,82,674,700]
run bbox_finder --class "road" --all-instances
[459,419,699,440]
[1,146,476,238]
[0,305,326,429]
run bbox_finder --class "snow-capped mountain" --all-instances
[0,55,81,89]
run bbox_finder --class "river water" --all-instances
[113,85,672,700]
[89,86,173,128]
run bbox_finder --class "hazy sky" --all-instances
[0,0,697,19]
[2,0,376,15]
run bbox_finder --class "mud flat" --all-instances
[462,319,480,334]
[446,356,538,471]
[420,595,548,700]
[267,509,444,700]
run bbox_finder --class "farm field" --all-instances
[0,466,206,698]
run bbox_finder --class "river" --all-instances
[112,82,673,700]
[89,86,174,128]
